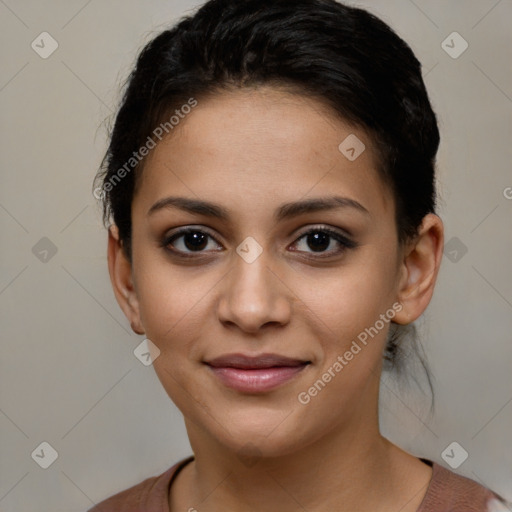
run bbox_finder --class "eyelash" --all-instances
[161,225,357,260]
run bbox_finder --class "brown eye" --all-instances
[303,231,331,252]
[290,227,357,257]
[177,231,209,251]
[162,228,223,256]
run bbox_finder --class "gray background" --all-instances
[0,1,511,510]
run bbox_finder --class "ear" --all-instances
[393,213,444,325]
[107,225,145,335]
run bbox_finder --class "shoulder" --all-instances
[418,460,510,512]
[87,456,194,512]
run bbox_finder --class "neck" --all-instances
[182,427,395,512]
[174,383,418,511]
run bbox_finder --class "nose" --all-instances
[217,248,292,334]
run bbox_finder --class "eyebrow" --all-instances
[147,195,370,221]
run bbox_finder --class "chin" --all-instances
[208,409,316,459]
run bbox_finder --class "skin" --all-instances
[108,86,444,511]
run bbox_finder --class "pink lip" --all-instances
[205,353,310,393]
[207,366,309,392]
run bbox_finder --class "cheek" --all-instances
[135,267,213,413]
[292,251,397,341]
[133,259,209,354]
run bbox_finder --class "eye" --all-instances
[162,228,223,257]
[161,225,357,260]
[290,226,357,258]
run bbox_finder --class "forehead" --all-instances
[134,86,393,221]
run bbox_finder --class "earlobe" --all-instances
[393,213,444,325]
[107,225,145,335]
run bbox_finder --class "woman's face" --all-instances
[124,87,409,457]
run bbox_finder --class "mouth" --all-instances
[204,353,311,393]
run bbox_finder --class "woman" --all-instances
[90,0,508,510]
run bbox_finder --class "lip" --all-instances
[204,353,311,393]
[206,353,309,369]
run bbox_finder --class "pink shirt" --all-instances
[88,456,509,511]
